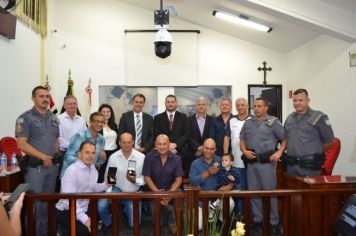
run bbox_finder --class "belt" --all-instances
[242,150,274,164]
[285,154,324,170]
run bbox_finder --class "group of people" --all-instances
[14,86,334,236]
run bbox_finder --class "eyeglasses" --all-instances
[92,120,105,125]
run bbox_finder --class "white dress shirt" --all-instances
[58,112,87,151]
[104,149,145,192]
[166,111,176,124]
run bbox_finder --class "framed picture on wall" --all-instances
[174,86,232,117]
[99,85,232,123]
[99,86,158,124]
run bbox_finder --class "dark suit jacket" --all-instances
[118,111,154,152]
[153,111,188,153]
[187,113,213,153]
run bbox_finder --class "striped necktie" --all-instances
[136,114,142,147]
[169,113,174,130]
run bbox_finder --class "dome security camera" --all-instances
[154,28,172,59]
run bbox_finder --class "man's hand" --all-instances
[170,148,177,154]
[160,198,172,206]
[42,156,53,168]
[270,151,282,163]
[194,150,202,157]
[126,174,136,184]
[243,150,256,159]
[207,166,219,175]
[9,192,25,215]
[84,218,91,232]
[169,143,177,150]
[100,150,106,160]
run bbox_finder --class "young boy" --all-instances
[209,153,240,221]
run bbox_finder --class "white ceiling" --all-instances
[117,0,356,53]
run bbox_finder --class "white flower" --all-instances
[230,221,245,236]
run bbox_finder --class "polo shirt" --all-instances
[142,150,183,190]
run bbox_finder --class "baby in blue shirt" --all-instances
[209,153,240,221]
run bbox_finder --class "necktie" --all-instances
[136,115,142,147]
[169,113,174,130]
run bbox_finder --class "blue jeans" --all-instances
[98,186,141,228]
[234,167,247,215]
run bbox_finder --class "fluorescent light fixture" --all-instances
[212,10,272,33]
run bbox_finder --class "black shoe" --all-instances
[270,224,283,236]
[101,224,112,233]
[168,223,177,235]
[143,204,151,216]
[250,222,263,236]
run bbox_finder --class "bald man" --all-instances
[98,133,145,231]
[189,138,222,191]
[189,139,235,227]
[142,134,184,232]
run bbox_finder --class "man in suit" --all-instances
[187,97,213,170]
[153,94,188,160]
[118,93,154,154]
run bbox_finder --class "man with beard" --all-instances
[153,94,188,173]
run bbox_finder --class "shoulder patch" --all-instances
[15,117,24,133]
[266,117,278,127]
[308,111,323,126]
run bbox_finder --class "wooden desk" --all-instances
[0,168,24,192]
[285,175,356,236]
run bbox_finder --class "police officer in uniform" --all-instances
[15,86,60,236]
[284,88,335,177]
[240,98,287,236]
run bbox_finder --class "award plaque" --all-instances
[127,160,136,176]
[107,167,117,184]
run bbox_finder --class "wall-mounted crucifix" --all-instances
[258,61,272,86]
